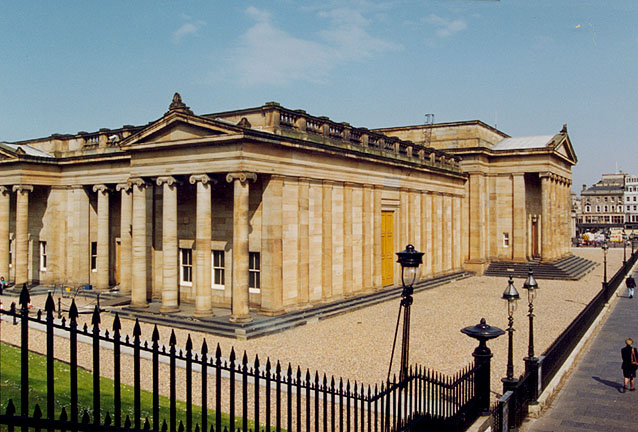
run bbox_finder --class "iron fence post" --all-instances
[524,357,540,405]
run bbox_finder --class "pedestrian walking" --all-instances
[0,276,6,295]
[621,338,638,392]
[626,274,636,298]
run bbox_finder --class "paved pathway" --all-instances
[523,269,638,432]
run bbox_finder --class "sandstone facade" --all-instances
[0,94,576,318]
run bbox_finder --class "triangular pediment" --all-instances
[120,112,245,149]
[549,134,578,165]
[0,143,24,161]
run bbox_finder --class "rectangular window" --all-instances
[180,248,193,285]
[8,239,12,269]
[503,233,510,248]
[39,241,47,271]
[91,242,97,272]
[212,250,225,289]
[249,252,261,292]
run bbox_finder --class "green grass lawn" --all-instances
[0,342,260,430]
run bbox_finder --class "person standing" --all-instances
[0,276,6,295]
[621,338,638,392]
[626,274,636,298]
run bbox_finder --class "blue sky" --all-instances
[1,1,636,191]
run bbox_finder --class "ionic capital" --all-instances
[226,172,257,184]
[116,183,131,192]
[92,184,109,194]
[0,186,10,196]
[128,177,148,191]
[156,176,181,188]
[12,185,33,194]
[189,174,216,186]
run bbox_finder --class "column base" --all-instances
[464,260,488,275]
[229,314,253,324]
[193,309,213,318]
[160,305,180,313]
[129,302,149,309]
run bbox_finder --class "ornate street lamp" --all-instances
[523,268,541,404]
[387,244,424,382]
[602,241,609,284]
[523,268,539,360]
[502,275,520,393]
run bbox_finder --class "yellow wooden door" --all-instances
[115,240,121,285]
[381,211,394,286]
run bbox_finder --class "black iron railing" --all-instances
[494,250,638,431]
[0,286,487,432]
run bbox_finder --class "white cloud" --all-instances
[426,14,467,38]
[229,6,400,86]
[173,18,205,43]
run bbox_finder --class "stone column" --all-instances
[540,174,551,261]
[512,174,526,261]
[261,175,284,314]
[343,182,353,296]
[157,176,180,312]
[467,173,487,272]
[362,184,373,291]
[130,178,149,308]
[116,183,132,295]
[443,194,452,272]
[282,177,299,304]
[433,193,443,275]
[13,185,33,286]
[423,192,433,277]
[227,172,257,323]
[189,174,215,317]
[298,178,310,304]
[551,176,558,260]
[400,188,409,250]
[321,181,333,299]
[372,185,382,289]
[0,187,10,282]
[453,195,462,270]
[93,185,110,290]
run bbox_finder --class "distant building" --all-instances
[580,174,626,232]
[625,176,638,230]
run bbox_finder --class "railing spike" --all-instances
[33,403,42,419]
[113,313,121,331]
[201,338,208,354]
[45,292,55,313]
[81,409,91,424]
[186,334,193,351]
[133,318,142,337]
[178,420,185,432]
[69,299,78,320]
[104,411,112,426]
[59,406,67,421]
[169,329,177,346]
[92,304,101,326]
[152,324,160,342]
[82,323,88,333]
[161,419,168,432]
[19,283,30,310]
[144,417,151,430]
[125,415,132,428]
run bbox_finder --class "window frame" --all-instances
[249,252,261,293]
[212,250,225,290]
[91,241,97,272]
[39,241,47,272]
[180,248,193,286]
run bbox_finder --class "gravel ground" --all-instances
[0,247,623,407]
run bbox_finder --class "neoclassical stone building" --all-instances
[0,94,576,319]
[377,121,577,273]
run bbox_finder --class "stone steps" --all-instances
[483,255,598,280]
[114,271,473,339]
